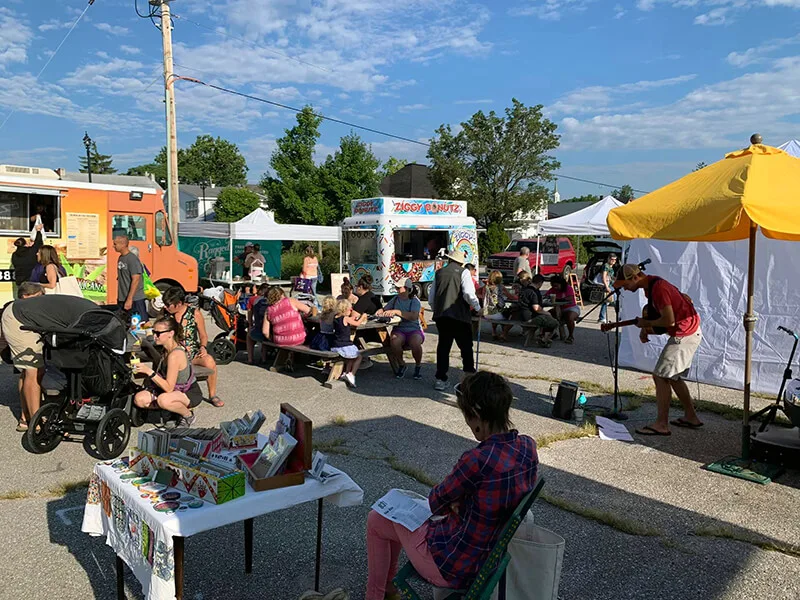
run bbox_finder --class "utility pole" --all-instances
[154,0,180,238]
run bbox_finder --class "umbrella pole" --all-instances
[742,223,757,459]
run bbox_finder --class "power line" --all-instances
[0,0,95,133]
[171,13,331,73]
[176,76,650,195]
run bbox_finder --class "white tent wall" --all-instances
[178,209,340,242]
[618,234,800,395]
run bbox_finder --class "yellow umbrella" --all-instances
[607,135,800,457]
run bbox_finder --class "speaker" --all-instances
[552,381,579,420]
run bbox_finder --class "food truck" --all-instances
[341,197,478,299]
[0,165,198,305]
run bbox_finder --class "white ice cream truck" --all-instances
[341,197,478,299]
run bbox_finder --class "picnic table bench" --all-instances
[471,316,549,347]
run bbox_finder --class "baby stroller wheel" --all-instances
[26,403,64,454]
[210,337,237,365]
[95,408,131,460]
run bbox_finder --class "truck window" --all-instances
[558,240,571,251]
[0,190,60,236]
[394,230,447,261]
[345,229,377,264]
[112,215,147,241]
[155,211,172,246]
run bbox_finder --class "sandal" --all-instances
[670,418,703,429]
[16,421,28,432]
[209,395,225,408]
[636,425,671,436]
[565,336,574,344]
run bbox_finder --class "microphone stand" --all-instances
[576,287,628,421]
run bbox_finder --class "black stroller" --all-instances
[20,296,138,459]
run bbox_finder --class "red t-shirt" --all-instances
[645,276,700,337]
[247,295,261,310]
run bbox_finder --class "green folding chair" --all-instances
[393,477,546,600]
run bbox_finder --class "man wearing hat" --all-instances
[428,248,481,391]
[234,242,254,279]
[614,264,703,436]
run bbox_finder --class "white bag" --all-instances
[30,214,47,241]
[490,512,565,600]
[44,275,84,298]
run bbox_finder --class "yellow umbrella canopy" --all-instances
[607,136,800,458]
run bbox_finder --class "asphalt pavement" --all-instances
[0,312,798,600]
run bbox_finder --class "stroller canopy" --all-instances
[12,296,131,352]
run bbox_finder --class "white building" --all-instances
[508,180,559,240]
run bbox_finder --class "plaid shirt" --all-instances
[426,430,538,588]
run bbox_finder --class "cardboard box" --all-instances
[129,448,246,504]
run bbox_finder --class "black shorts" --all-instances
[185,382,204,408]
[118,299,149,325]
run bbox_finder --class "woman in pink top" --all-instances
[547,275,580,344]
[301,246,320,298]
[264,286,313,347]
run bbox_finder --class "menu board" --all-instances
[66,212,100,258]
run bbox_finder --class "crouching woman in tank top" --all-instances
[133,316,202,427]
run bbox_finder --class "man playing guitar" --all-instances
[608,264,703,436]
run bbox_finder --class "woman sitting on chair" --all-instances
[133,316,202,427]
[365,371,538,599]
[376,277,424,380]
[548,275,580,344]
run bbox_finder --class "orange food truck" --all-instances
[0,165,198,306]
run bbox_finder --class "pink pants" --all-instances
[366,511,450,600]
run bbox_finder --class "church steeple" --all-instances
[552,179,560,203]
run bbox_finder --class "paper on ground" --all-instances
[595,416,634,442]
[371,488,432,532]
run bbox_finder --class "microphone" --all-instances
[637,258,651,271]
[778,325,797,338]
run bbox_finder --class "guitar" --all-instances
[600,305,667,335]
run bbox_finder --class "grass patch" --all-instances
[313,438,351,456]
[542,492,661,537]
[695,525,800,558]
[0,490,32,500]
[48,479,90,497]
[331,415,347,427]
[386,456,438,488]
[536,422,597,450]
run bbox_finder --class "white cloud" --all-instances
[0,8,33,70]
[613,3,626,18]
[511,0,597,20]
[120,45,142,55]
[398,104,429,112]
[554,57,800,151]
[38,19,73,32]
[727,34,800,67]
[636,0,800,25]
[94,23,130,36]
[1,146,68,167]
[454,99,494,105]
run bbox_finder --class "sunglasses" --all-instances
[152,329,172,337]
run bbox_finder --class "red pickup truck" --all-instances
[486,237,577,280]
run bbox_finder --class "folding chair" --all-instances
[393,477,546,600]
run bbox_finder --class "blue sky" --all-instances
[1,0,800,199]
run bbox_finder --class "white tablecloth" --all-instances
[82,462,363,600]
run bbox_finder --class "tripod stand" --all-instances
[751,325,798,432]
[576,287,628,420]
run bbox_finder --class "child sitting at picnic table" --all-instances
[331,298,367,387]
[484,270,517,342]
[337,278,359,305]
[376,277,424,380]
[548,275,579,344]
[365,371,538,599]
[310,296,337,352]
[518,273,559,347]
[246,283,270,364]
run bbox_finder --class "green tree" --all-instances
[428,98,560,230]
[694,161,707,172]
[180,135,248,187]
[79,142,116,174]
[565,194,601,203]
[380,156,408,179]
[213,187,261,222]
[319,132,382,223]
[479,222,510,258]
[612,184,635,203]
[262,106,330,225]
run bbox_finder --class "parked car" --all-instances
[580,240,623,303]
[486,237,577,281]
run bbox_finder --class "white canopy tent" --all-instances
[178,208,342,275]
[617,140,800,395]
[534,195,622,272]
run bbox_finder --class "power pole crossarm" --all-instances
[159,0,180,239]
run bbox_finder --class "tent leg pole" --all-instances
[535,234,540,275]
[742,223,757,459]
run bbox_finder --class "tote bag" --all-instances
[44,274,84,298]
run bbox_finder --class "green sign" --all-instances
[179,237,281,279]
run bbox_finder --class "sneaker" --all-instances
[177,412,196,428]
[413,366,422,380]
[395,365,408,379]
[344,373,356,388]
[434,379,448,391]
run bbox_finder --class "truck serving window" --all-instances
[394,230,447,261]
[0,190,60,236]
[345,230,377,264]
